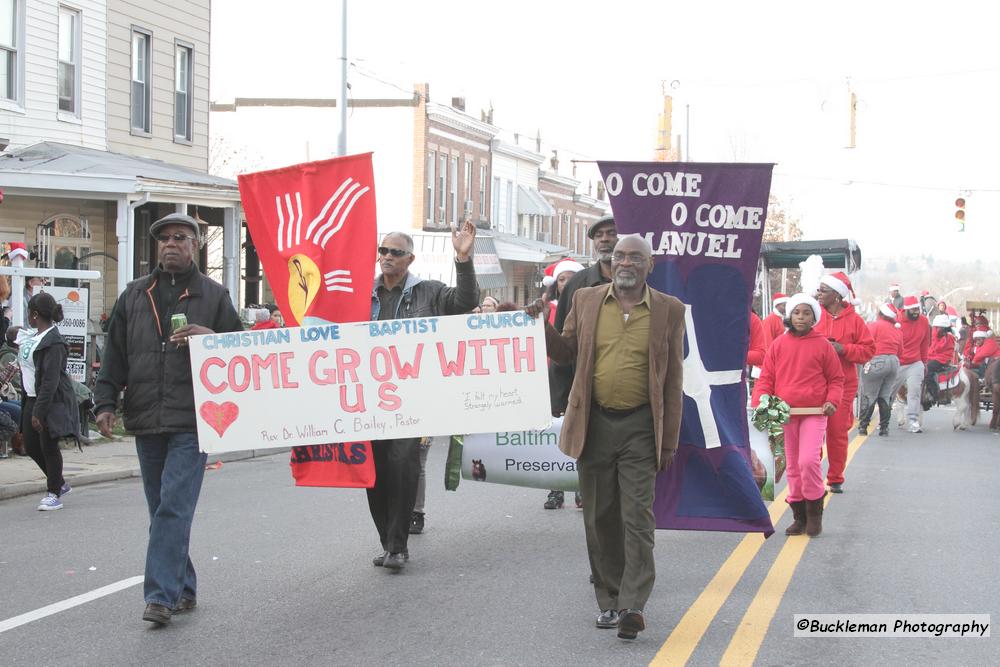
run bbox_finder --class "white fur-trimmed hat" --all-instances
[932,314,951,329]
[786,293,822,324]
[879,303,897,319]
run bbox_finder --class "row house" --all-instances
[0,0,241,339]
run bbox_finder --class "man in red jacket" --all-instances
[892,296,931,432]
[762,292,788,349]
[813,272,875,493]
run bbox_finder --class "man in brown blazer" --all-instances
[528,234,685,640]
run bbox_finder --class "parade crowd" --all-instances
[3,210,997,643]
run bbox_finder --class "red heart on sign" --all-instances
[199,401,239,437]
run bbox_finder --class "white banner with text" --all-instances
[189,312,552,453]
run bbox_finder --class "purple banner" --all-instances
[598,161,775,536]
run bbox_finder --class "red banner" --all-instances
[238,155,378,488]
[238,154,377,326]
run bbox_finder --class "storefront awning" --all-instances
[517,185,556,217]
[406,232,507,289]
[486,230,586,264]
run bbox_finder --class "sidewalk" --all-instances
[0,436,288,501]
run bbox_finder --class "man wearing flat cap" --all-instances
[95,212,243,626]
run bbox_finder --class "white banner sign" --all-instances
[461,416,579,491]
[189,312,552,453]
[37,285,88,383]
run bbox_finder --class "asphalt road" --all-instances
[1,407,996,666]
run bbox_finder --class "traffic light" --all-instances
[955,197,965,231]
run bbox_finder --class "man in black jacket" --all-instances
[94,213,243,626]
[543,214,617,513]
[368,222,479,570]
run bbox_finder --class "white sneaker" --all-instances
[908,422,922,434]
[38,493,63,511]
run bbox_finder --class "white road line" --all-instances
[0,576,143,634]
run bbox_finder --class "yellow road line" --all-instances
[718,432,869,667]
[648,487,791,666]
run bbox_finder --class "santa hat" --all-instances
[945,305,958,317]
[772,292,788,305]
[786,293,822,325]
[889,283,901,291]
[932,314,951,329]
[552,259,584,280]
[902,295,920,310]
[6,241,29,262]
[879,303,897,319]
[541,262,559,288]
[973,330,988,339]
[820,271,854,300]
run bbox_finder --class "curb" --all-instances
[0,447,291,502]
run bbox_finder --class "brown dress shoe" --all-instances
[617,609,645,639]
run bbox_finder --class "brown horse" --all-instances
[985,358,1000,430]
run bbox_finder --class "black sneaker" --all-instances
[383,552,407,571]
[409,511,425,534]
[829,483,843,494]
[372,551,389,567]
[543,491,564,509]
[142,603,172,625]
[858,425,868,436]
[175,597,197,613]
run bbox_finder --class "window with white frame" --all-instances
[479,165,487,217]
[0,0,21,102]
[492,176,500,228]
[505,180,514,234]
[174,42,193,141]
[57,6,80,115]
[425,151,435,225]
[131,29,151,133]
[437,154,447,224]
[450,156,458,224]
[464,159,473,218]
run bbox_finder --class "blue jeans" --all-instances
[0,400,21,426]
[135,432,207,608]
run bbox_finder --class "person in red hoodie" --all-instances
[249,308,280,331]
[747,312,765,369]
[892,295,930,433]
[762,293,788,349]
[858,303,903,436]
[753,293,844,538]
[925,314,957,404]
[972,330,1000,377]
[813,271,875,494]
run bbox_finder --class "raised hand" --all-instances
[452,219,476,262]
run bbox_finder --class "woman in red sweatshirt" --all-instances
[858,303,903,436]
[753,294,844,538]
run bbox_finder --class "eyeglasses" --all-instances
[155,232,196,243]
[611,251,648,264]
[378,247,410,258]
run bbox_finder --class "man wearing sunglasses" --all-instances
[368,220,480,571]
[94,212,243,626]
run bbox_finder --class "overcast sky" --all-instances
[212,0,1000,262]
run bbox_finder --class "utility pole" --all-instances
[337,0,348,156]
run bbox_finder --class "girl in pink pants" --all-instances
[752,294,844,537]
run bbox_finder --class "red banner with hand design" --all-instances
[238,155,377,488]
